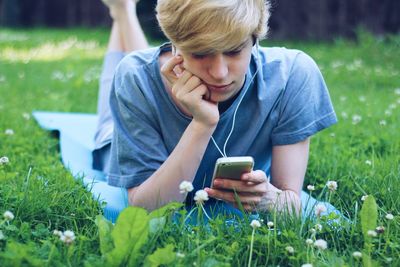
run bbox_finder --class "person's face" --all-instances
[177,37,254,103]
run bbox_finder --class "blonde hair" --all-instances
[156,0,270,54]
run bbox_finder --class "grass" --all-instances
[0,27,399,266]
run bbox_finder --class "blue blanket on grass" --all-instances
[33,111,340,223]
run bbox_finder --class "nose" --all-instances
[208,54,228,80]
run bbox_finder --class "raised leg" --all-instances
[93,0,148,172]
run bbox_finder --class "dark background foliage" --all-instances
[0,0,399,40]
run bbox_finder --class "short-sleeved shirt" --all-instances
[107,43,337,214]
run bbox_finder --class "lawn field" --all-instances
[0,28,399,266]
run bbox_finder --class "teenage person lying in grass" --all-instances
[94,0,337,218]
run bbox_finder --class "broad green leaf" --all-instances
[362,251,372,267]
[361,249,380,267]
[149,216,166,234]
[95,215,114,255]
[144,244,176,267]
[360,195,378,239]
[148,202,183,219]
[1,241,44,267]
[106,206,149,266]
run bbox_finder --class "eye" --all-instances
[224,49,242,57]
[191,53,208,59]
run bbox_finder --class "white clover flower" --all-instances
[314,239,328,250]
[361,195,368,201]
[0,230,4,240]
[310,228,316,234]
[314,204,327,217]
[384,110,392,116]
[194,190,209,205]
[329,133,335,137]
[0,156,9,165]
[352,251,362,258]
[306,239,314,245]
[60,230,76,245]
[341,111,348,119]
[314,224,323,232]
[285,246,294,254]
[359,96,366,102]
[267,221,274,228]
[307,185,315,191]
[385,213,394,220]
[53,230,62,236]
[379,120,387,126]
[250,219,261,229]
[367,230,377,237]
[179,181,194,194]
[326,181,338,192]
[389,103,397,110]
[301,264,313,267]
[5,129,14,135]
[352,114,362,124]
[3,210,14,221]
[395,88,400,95]
[176,252,185,258]
[365,160,372,166]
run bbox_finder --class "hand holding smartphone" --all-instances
[211,156,254,187]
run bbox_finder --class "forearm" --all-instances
[264,139,310,215]
[128,120,216,211]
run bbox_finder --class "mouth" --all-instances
[206,82,233,92]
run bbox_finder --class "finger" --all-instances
[180,75,202,94]
[232,202,256,212]
[173,63,185,76]
[161,56,184,84]
[203,89,211,101]
[206,188,263,204]
[205,188,236,202]
[184,84,210,101]
[171,70,193,95]
[173,72,201,99]
[241,170,268,184]
[213,178,267,194]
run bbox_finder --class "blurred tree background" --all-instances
[0,0,399,40]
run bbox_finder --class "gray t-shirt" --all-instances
[107,44,337,213]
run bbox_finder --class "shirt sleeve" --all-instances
[107,66,168,188]
[271,51,337,145]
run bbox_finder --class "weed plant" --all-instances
[0,28,399,266]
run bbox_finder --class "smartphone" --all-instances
[211,156,254,187]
